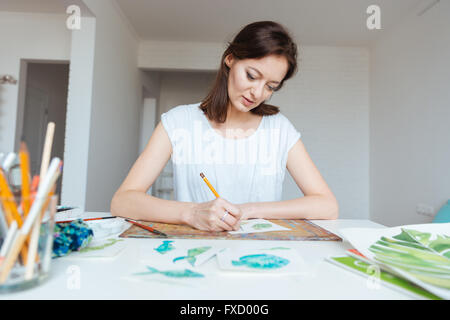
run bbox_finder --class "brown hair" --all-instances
[200,21,298,123]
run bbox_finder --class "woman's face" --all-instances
[225,54,288,113]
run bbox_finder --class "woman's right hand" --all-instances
[185,198,243,232]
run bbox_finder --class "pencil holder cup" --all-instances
[0,194,57,293]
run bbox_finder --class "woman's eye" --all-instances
[246,72,255,80]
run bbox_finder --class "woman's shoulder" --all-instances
[264,110,292,127]
[161,102,202,124]
[160,103,201,134]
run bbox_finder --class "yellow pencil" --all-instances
[19,142,32,217]
[199,172,238,227]
[0,169,28,262]
[199,172,220,198]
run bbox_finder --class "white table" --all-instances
[1,216,412,300]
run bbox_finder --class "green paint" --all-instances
[252,223,272,230]
[134,266,204,278]
[173,246,211,266]
[79,238,123,252]
[231,254,290,269]
[154,240,175,254]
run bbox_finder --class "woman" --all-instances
[111,21,338,232]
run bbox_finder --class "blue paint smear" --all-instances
[231,254,290,269]
[134,266,204,278]
[154,240,175,254]
[173,246,211,266]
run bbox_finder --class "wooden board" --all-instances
[119,219,342,241]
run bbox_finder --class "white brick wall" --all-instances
[278,46,370,219]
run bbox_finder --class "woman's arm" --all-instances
[110,121,242,230]
[110,121,194,223]
[240,139,339,220]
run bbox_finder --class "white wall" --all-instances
[61,15,96,210]
[63,2,165,212]
[370,1,450,226]
[78,0,143,211]
[158,71,216,116]
[0,12,71,154]
[139,44,370,219]
[139,40,225,71]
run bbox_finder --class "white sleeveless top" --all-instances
[160,102,301,204]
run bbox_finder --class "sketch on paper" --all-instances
[231,254,290,269]
[229,219,291,235]
[217,247,307,274]
[68,238,126,258]
[139,241,222,268]
[133,266,205,278]
[173,246,212,266]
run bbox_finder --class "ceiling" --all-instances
[115,0,428,46]
[0,0,433,46]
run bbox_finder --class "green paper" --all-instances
[330,256,441,300]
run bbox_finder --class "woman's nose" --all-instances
[250,83,264,100]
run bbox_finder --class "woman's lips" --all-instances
[242,96,254,106]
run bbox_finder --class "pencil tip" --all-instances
[200,172,205,178]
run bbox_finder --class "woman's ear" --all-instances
[224,54,234,68]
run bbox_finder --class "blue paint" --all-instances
[231,254,290,269]
[154,240,175,254]
[134,266,204,278]
[173,246,211,266]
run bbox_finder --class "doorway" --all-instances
[17,61,69,200]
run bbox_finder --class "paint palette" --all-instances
[87,218,130,239]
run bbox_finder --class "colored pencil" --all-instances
[199,172,241,229]
[38,122,55,188]
[25,122,56,279]
[0,158,61,284]
[1,152,15,171]
[0,168,28,262]
[19,142,32,217]
[0,169,24,226]
[124,218,167,237]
